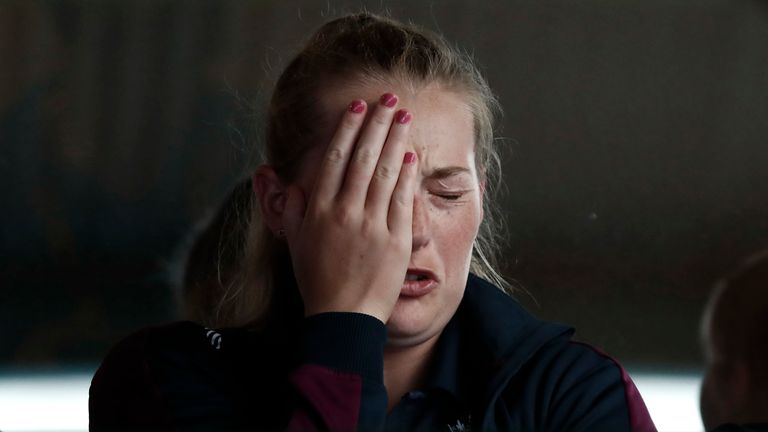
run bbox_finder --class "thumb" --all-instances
[281,185,306,245]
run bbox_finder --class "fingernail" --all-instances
[380,93,398,108]
[349,99,366,113]
[403,152,416,164]
[395,109,412,124]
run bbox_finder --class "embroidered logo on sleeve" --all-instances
[204,328,222,350]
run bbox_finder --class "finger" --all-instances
[388,151,418,234]
[311,99,368,207]
[365,108,412,217]
[281,185,306,248]
[337,92,399,208]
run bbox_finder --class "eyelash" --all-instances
[432,192,465,201]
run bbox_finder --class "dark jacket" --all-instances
[89,274,656,431]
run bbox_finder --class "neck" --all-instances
[382,333,441,412]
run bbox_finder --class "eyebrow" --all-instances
[425,166,472,179]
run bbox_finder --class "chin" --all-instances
[384,297,449,348]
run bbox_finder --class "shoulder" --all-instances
[89,321,247,430]
[90,320,264,394]
[488,334,656,432]
[89,322,197,428]
[504,333,656,432]
[91,321,222,384]
[91,322,204,381]
[462,275,655,431]
[102,320,215,352]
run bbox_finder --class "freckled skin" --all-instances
[294,82,483,349]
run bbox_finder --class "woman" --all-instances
[90,13,656,431]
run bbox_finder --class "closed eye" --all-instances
[436,193,463,200]
[431,190,471,201]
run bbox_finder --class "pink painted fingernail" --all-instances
[395,109,412,124]
[349,99,366,113]
[380,93,398,108]
[404,152,416,164]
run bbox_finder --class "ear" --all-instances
[252,165,287,236]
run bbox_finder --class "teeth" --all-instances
[405,274,420,281]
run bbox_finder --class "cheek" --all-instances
[433,204,482,265]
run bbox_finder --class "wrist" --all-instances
[301,312,387,381]
[304,301,390,324]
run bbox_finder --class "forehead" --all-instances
[321,80,476,170]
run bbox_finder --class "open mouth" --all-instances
[400,269,437,297]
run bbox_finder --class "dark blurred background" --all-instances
[2,0,767,371]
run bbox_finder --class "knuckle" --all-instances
[361,214,387,239]
[374,164,394,181]
[333,205,355,225]
[391,191,409,207]
[354,148,376,165]
[360,217,376,234]
[326,147,345,163]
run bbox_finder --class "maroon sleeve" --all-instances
[286,365,363,431]
[615,363,656,432]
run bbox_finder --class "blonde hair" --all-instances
[214,12,510,328]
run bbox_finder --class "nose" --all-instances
[411,193,431,250]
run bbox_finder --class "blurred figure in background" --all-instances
[700,249,768,432]
[170,178,251,326]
